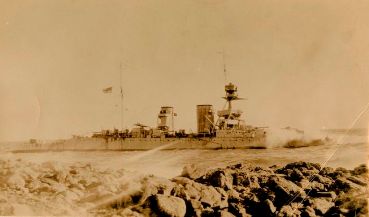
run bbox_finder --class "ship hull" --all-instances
[12,137,267,152]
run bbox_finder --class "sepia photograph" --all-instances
[0,1,368,216]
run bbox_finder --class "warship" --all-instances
[17,82,268,152]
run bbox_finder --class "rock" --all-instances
[242,193,261,216]
[276,205,301,217]
[347,176,367,186]
[297,179,310,189]
[310,198,334,215]
[320,167,334,176]
[181,164,208,180]
[267,176,306,207]
[233,172,249,187]
[119,208,145,217]
[152,195,186,217]
[187,199,203,217]
[7,173,25,190]
[259,199,276,216]
[312,191,336,200]
[218,210,236,217]
[201,207,215,217]
[332,177,358,193]
[172,180,201,200]
[300,206,316,217]
[324,206,344,217]
[300,169,317,179]
[172,177,195,187]
[172,177,222,208]
[289,169,305,182]
[228,202,250,217]
[215,187,229,209]
[283,161,321,171]
[140,176,175,203]
[198,169,233,190]
[248,176,260,189]
[351,164,368,176]
[310,181,325,192]
[227,189,241,202]
[199,185,222,207]
[233,173,260,189]
[334,190,368,217]
[314,174,333,186]
[330,167,350,179]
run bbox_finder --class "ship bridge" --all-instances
[217,82,246,130]
[217,109,243,119]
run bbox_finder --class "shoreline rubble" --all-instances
[95,161,368,217]
[0,158,367,217]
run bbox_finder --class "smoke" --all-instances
[265,127,329,148]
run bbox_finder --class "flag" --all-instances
[102,86,112,93]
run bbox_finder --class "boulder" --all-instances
[197,169,233,190]
[7,173,25,190]
[297,179,310,189]
[310,198,334,215]
[300,206,316,217]
[276,204,301,217]
[233,173,259,189]
[218,210,236,217]
[311,191,336,200]
[215,187,229,209]
[351,164,368,176]
[332,177,359,193]
[187,199,203,217]
[259,199,276,216]
[228,202,250,217]
[227,189,241,202]
[267,176,306,207]
[140,176,175,203]
[310,181,325,192]
[201,207,215,217]
[282,162,321,171]
[181,164,208,180]
[152,194,186,217]
[289,169,305,182]
[119,208,145,217]
[171,180,201,200]
[172,177,222,208]
[347,176,367,186]
[330,167,350,179]
[320,167,334,176]
[199,185,222,207]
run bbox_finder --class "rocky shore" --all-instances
[0,158,367,216]
[95,162,368,217]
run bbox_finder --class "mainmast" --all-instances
[119,62,124,134]
[222,49,227,84]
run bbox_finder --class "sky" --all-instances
[1,0,368,141]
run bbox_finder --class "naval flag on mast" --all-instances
[102,86,113,93]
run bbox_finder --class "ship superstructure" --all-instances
[215,83,266,141]
[17,83,268,152]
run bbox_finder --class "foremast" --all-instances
[217,83,245,130]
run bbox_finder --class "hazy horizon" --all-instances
[1,0,368,141]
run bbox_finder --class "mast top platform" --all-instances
[223,82,244,101]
